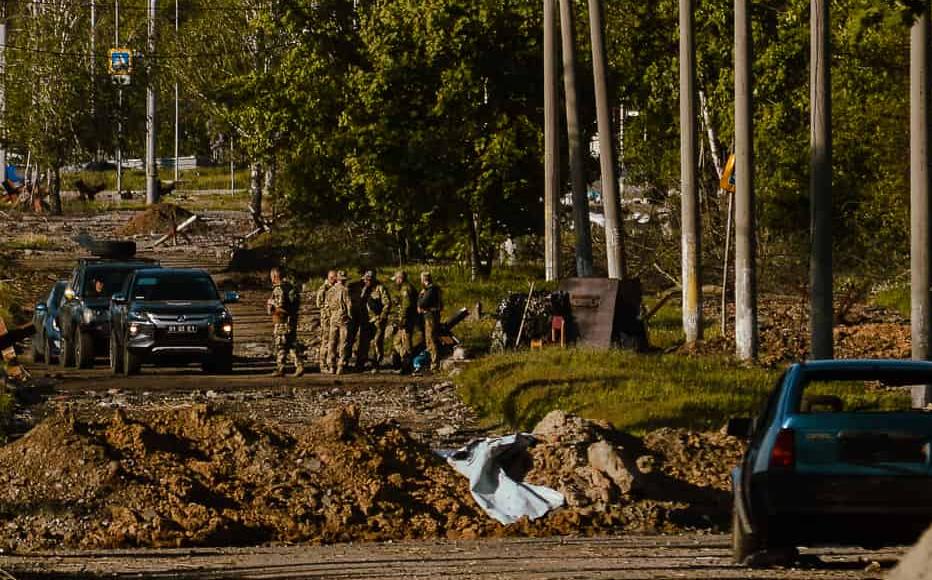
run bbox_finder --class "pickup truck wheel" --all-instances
[732,502,761,566]
[109,333,124,375]
[30,337,44,363]
[59,332,75,368]
[204,349,233,375]
[123,344,141,376]
[75,330,95,369]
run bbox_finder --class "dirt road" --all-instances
[1,535,902,579]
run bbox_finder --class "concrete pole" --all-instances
[588,0,626,279]
[810,0,833,360]
[146,0,158,205]
[0,1,7,181]
[544,0,561,281]
[558,0,593,278]
[174,0,179,182]
[115,0,122,196]
[680,0,702,343]
[912,8,932,408]
[735,0,757,361]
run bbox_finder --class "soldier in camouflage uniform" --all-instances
[326,271,353,375]
[316,270,337,373]
[267,267,305,377]
[417,271,443,373]
[391,270,418,369]
[358,270,392,369]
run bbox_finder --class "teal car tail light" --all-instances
[770,429,796,470]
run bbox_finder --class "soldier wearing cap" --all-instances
[325,270,353,375]
[267,266,305,377]
[315,270,338,373]
[391,270,418,369]
[417,271,442,373]
[359,270,392,369]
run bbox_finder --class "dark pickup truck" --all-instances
[109,268,238,375]
[58,257,161,368]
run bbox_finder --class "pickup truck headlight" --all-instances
[215,310,233,336]
[127,311,149,322]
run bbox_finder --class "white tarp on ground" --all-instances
[889,526,932,580]
[447,434,564,525]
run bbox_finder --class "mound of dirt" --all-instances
[118,203,205,237]
[525,411,742,532]
[0,407,744,552]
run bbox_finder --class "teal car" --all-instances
[728,360,932,566]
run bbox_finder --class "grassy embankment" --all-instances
[450,268,909,434]
[422,264,776,433]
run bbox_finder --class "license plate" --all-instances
[167,324,198,334]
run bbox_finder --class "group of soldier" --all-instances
[267,267,443,377]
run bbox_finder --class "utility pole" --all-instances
[680,0,702,343]
[558,0,593,278]
[0,0,7,180]
[115,0,123,197]
[146,0,158,205]
[810,0,833,360]
[174,0,179,182]
[912,7,932,408]
[735,0,757,361]
[588,0,626,279]
[544,0,561,281]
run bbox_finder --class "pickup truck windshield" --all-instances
[133,275,219,302]
[82,268,139,299]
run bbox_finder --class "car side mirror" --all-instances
[35,303,47,313]
[111,293,128,305]
[223,291,240,304]
[64,288,75,301]
[726,417,753,439]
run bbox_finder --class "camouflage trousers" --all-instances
[318,311,332,371]
[327,318,351,372]
[392,320,414,363]
[372,319,388,364]
[424,314,440,371]
[274,323,304,373]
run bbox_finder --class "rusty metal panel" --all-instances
[557,278,644,349]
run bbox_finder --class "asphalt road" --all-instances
[1,535,904,579]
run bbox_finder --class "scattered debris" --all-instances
[117,204,205,238]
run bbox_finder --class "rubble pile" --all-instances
[118,204,206,237]
[524,411,742,532]
[0,407,745,552]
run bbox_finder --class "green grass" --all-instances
[643,299,724,350]
[456,348,779,434]
[872,282,910,318]
[0,234,59,251]
[68,166,251,192]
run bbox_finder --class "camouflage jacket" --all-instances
[271,280,299,324]
[315,280,332,311]
[325,282,352,325]
[395,282,418,326]
[366,283,392,324]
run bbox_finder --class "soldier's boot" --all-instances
[292,366,305,378]
[271,369,285,378]
[335,365,344,376]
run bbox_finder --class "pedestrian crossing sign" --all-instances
[108,49,133,76]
